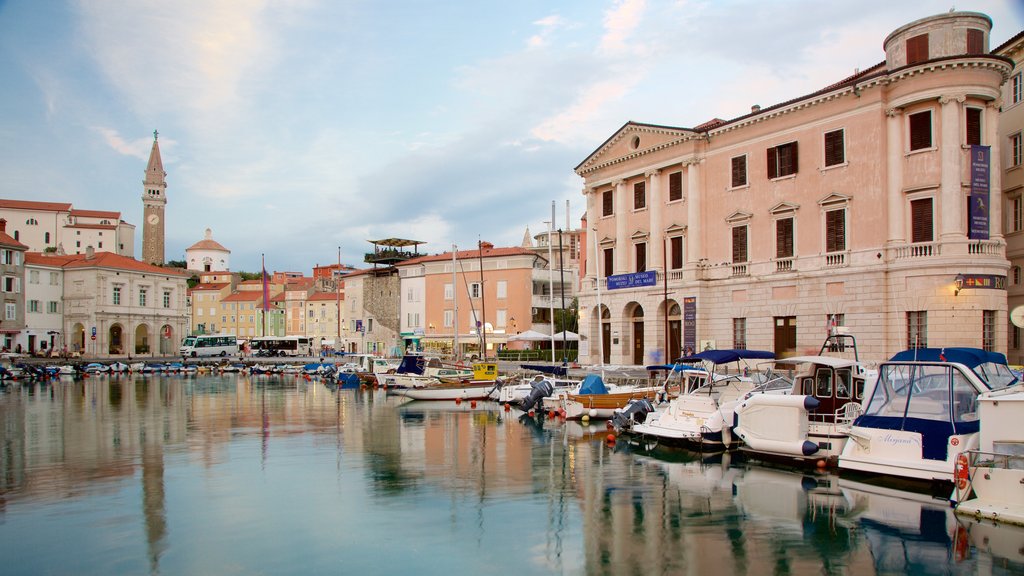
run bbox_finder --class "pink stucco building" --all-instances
[575,11,1015,366]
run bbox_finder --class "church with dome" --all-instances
[185,228,231,272]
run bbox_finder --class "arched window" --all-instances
[25,218,38,225]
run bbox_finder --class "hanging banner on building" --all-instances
[683,297,696,356]
[969,144,990,240]
[607,270,657,290]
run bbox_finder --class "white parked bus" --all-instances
[180,334,239,357]
[250,336,312,357]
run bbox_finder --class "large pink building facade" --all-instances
[575,12,1015,366]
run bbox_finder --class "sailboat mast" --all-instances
[593,226,605,380]
[478,238,487,360]
[452,244,459,361]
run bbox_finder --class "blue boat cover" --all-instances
[853,416,980,461]
[673,349,775,364]
[395,355,425,374]
[521,364,568,377]
[578,374,608,395]
[888,347,1008,369]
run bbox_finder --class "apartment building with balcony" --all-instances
[395,242,549,359]
[575,11,1014,366]
[995,30,1024,364]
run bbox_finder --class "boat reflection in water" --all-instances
[0,375,1022,575]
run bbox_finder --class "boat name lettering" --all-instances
[881,434,921,447]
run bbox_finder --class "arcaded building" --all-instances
[575,12,1015,366]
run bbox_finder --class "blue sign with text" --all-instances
[969,145,990,240]
[607,271,657,290]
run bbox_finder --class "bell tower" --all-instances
[142,130,166,265]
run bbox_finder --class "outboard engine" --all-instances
[610,398,656,432]
[519,377,555,412]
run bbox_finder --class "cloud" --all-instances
[599,0,647,56]
[92,127,155,160]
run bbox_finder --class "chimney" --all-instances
[0,219,6,233]
[85,246,95,260]
[751,104,761,113]
[479,241,494,251]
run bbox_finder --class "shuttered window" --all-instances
[825,209,846,253]
[602,190,613,216]
[668,171,683,201]
[732,225,748,263]
[633,182,646,210]
[967,29,984,55]
[909,111,932,151]
[768,142,798,179]
[635,242,646,272]
[907,34,929,64]
[670,236,683,269]
[1013,73,1022,105]
[824,129,845,167]
[911,198,933,243]
[966,108,982,146]
[776,218,794,258]
[602,248,613,278]
[731,155,747,187]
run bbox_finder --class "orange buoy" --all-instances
[470,401,477,408]
[606,433,616,443]
[955,453,970,490]
[816,459,827,469]
[455,398,462,405]
[606,421,614,430]
[504,403,511,411]
[528,410,535,417]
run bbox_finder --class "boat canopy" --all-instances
[645,363,709,373]
[395,355,425,375]
[673,349,775,365]
[888,348,1016,389]
[522,364,568,377]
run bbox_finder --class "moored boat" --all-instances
[839,347,1020,485]
[733,333,877,466]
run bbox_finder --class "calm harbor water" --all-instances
[0,374,1022,575]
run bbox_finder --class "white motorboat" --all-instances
[954,386,1024,526]
[839,347,1020,484]
[733,333,877,465]
[625,349,782,449]
[375,355,439,389]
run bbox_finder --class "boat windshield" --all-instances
[863,363,981,423]
[973,361,1017,390]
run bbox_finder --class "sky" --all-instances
[0,1,1022,274]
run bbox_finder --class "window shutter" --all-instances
[671,236,683,269]
[668,172,682,201]
[966,108,982,146]
[732,226,747,263]
[911,198,933,243]
[633,182,645,210]
[767,147,778,179]
[602,190,613,216]
[967,29,983,55]
[825,130,844,166]
[907,34,929,64]
[776,218,793,258]
[909,111,932,151]
[635,243,646,272]
[790,141,798,174]
[826,210,846,253]
[603,248,613,278]
[731,156,746,187]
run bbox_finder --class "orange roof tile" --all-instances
[25,252,77,267]
[307,292,342,302]
[70,209,120,219]
[0,231,28,250]
[0,199,72,212]
[60,252,189,276]
[191,282,231,291]
[222,291,264,303]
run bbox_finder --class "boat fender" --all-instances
[801,441,820,456]
[954,453,970,491]
[803,396,820,411]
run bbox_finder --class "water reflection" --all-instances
[0,375,1021,575]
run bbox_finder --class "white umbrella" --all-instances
[552,330,580,341]
[507,329,550,342]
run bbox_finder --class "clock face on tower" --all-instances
[147,214,160,225]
